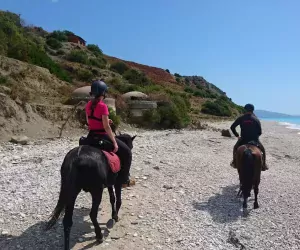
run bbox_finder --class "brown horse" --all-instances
[236,143,263,209]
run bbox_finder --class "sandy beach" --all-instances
[0,120,300,250]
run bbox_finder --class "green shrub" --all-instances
[67,50,89,64]
[141,109,161,128]
[108,107,121,128]
[48,30,67,42]
[165,69,170,73]
[138,84,163,94]
[174,73,181,77]
[140,94,191,129]
[0,75,8,85]
[62,30,74,36]
[193,90,206,97]
[89,57,106,68]
[46,37,62,49]
[110,61,129,75]
[56,49,65,55]
[123,69,151,86]
[77,69,93,81]
[184,87,194,94]
[0,12,71,82]
[87,44,103,57]
[201,98,232,117]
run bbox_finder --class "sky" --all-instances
[1,0,300,114]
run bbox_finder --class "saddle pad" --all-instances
[102,150,121,173]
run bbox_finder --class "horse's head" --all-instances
[116,133,137,150]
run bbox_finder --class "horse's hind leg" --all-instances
[108,187,118,221]
[90,188,104,243]
[63,190,80,250]
[115,183,122,218]
[254,186,259,209]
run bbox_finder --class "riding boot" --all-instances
[259,142,268,171]
[231,139,241,168]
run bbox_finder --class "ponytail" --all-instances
[90,97,100,112]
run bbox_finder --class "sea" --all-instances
[260,117,300,132]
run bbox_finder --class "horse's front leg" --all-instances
[107,186,118,221]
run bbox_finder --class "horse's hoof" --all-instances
[96,236,103,244]
[254,203,259,209]
[113,216,119,222]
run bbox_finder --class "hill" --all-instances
[0,10,243,135]
[255,110,299,118]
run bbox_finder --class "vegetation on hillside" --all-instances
[0,10,243,130]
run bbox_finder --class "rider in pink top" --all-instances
[85,80,132,185]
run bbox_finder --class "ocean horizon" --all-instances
[260,117,300,131]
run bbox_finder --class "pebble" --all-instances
[163,185,173,190]
[1,230,9,235]
[0,126,298,250]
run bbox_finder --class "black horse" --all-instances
[45,133,136,250]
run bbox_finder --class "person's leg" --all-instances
[231,139,242,168]
[115,138,132,184]
[258,140,268,170]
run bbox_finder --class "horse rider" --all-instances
[230,103,268,171]
[85,79,132,185]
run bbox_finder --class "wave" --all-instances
[278,122,300,130]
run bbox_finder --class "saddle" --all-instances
[79,136,121,173]
[246,140,263,155]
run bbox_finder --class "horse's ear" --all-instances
[131,135,137,141]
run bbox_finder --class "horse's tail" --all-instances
[241,147,255,198]
[45,147,80,230]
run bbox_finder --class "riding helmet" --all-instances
[90,80,108,97]
[244,103,255,112]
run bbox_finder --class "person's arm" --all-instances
[102,115,118,152]
[102,115,116,141]
[86,113,89,125]
[256,118,262,136]
[230,117,241,138]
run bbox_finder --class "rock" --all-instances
[131,221,139,225]
[221,129,231,137]
[0,85,11,95]
[111,236,121,240]
[133,233,138,237]
[10,136,29,145]
[1,230,9,235]
[163,185,173,190]
[153,166,160,170]
[78,238,84,242]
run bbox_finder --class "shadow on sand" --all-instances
[0,207,115,250]
[193,184,251,223]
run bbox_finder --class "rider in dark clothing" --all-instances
[230,103,268,171]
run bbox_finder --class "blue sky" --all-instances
[1,0,300,114]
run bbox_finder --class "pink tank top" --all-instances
[85,100,109,134]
